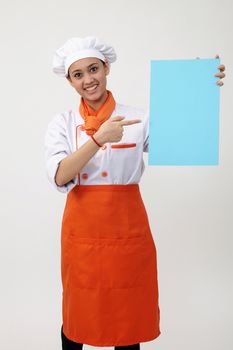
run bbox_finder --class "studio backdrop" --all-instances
[0,1,232,349]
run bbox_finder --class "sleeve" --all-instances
[143,108,149,153]
[44,113,78,193]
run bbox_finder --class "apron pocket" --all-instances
[100,235,149,289]
[66,235,151,290]
[68,238,101,289]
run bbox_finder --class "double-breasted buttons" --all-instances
[81,173,88,180]
[82,172,108,179]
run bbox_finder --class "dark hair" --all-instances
[67,59,106,79]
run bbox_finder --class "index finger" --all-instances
[119,119,142,126]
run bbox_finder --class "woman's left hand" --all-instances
[196,54,226,86]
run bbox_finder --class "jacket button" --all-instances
[101,171,108,177]
[101,144,107,150]
[81,173,88,179]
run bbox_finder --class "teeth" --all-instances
[86,85,98,91]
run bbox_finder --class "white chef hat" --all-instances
[52,35,117,77]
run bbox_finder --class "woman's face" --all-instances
[66,57,110,103]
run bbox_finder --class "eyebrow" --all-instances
[71,63,98,74]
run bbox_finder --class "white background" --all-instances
[0,0,232,349]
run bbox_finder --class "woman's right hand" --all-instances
[54,116,142,187]
[94,116,142,144]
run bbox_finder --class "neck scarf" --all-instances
[79,90,116,135]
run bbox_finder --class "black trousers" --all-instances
[61,325,140,349]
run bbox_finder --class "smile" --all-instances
[85,84,98,92]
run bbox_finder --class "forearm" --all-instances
[55,132,105,186]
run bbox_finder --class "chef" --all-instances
[44,36,226,350]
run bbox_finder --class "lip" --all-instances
[84,84,99,93]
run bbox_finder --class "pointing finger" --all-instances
[111,116,126,122]
[119,119,142,126]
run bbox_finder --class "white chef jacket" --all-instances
[44,102,149,193]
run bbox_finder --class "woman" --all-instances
[44,36,226,349]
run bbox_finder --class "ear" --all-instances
[104,60,110,76]
[66,76,74,87]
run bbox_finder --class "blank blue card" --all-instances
[148,58,220,165]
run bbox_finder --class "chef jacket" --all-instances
[44,102,149,193]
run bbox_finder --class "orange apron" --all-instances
[61,183,161,346]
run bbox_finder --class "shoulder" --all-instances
[46,109,76,125]
[46,109,82,131]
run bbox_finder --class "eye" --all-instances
[90,66,98,72]
[74,72,82,78]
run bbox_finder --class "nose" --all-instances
[83,72,95,86]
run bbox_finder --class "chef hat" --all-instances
[52,36,117,77]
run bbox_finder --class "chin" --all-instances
[85,89,105,101]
